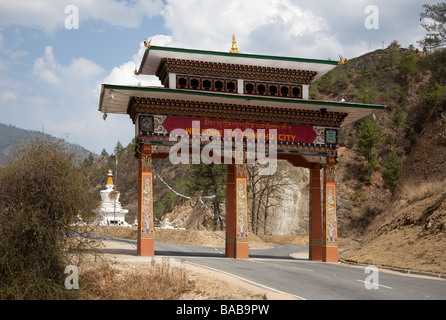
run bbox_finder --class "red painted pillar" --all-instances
[225,164,236,258]
[322,156,338,262]
[225,164,249,259]
[309,164,323,261]
[137,143,155,256]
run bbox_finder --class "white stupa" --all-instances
[94,170,130,226]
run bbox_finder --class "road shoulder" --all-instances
[96,239,299,300]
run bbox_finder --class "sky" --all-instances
[0,0,439,155]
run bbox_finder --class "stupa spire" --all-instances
[106,170,114,187]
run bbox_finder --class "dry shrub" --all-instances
[79,259,192,300]
[399,177,446,203]
[0,138,98,299]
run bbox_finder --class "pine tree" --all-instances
[186,162,226,230]
[382,151,403,192]
[357,116,384,162]
[114,141,123,155]
[418,2,446,51]
[101,148,109,158]
[357,116,384,183]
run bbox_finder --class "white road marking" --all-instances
[184,261,307,300]
[250,259,315,272]
[356,280,393,289]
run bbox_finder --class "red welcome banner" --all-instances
[152,115,323,144]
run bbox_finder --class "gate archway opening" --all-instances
[98,41,385,262]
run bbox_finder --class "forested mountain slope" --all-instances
[312,44,446,273]
[0,123,94,165]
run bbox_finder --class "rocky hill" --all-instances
[312,44,446,273]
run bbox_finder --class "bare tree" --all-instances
[247,162,293,234]
[262,171,294,234]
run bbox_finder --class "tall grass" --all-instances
[79,258,192,300]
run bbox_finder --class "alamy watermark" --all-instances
[364,5,379,30]
[168,121,278,175]
[65,5,79,30]
[364,265,379,289]
[64,265,79,290]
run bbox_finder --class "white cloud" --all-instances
[158,0,432,60]
[16,46,111,153]
[0,29,29,63]
[103,60,158,87]
[0,0,163,32]
[162,0,277,50]
[159,0,341,60]
[145,35,174,49]
[66,57,105,80]
[32,46,61,86]
[103,35,173,87]
[79,0,164,29]
[33,46,104,87]
[0,90,16,103]
[0,0,62,32]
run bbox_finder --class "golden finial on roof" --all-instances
[337,55,347,64]
[229,34,240,53]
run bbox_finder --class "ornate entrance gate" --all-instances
[98,40,384,262]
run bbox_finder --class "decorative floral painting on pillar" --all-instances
[236,177,248,239]
[141,173,154,235]
[325,184,337,242]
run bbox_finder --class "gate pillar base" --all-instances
[225,239,249,259]
[309,241,323,261]
[137,237,155,257]
[322,244,338,263]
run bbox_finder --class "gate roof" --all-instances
[137,45,338,82]
[98,84,385,127]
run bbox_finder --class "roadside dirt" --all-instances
[88,238,298,300]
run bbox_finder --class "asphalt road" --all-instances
[108,237,446,300]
